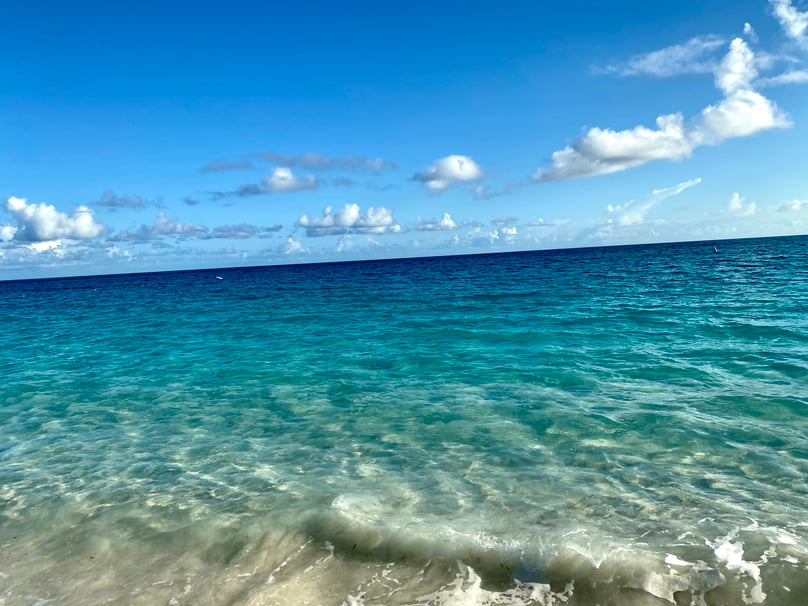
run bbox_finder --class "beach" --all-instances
[2,236,807,605]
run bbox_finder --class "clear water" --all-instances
[1,236,807,605]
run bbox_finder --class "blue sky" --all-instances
[2,0,807,278]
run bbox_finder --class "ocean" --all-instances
[1,235,807,605]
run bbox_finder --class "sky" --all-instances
[2,0,807,279]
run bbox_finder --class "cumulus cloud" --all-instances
[258,152,397,174]
[263,167,320,193]
[4,196,104,241]
[607,178,702,225]
[297,204,402,237]
[415,213,458,231]
[728,192,757,216]
[280,236,305,254]
[413,155,484,190]
[1,224,18,241]
[208,167,321,200]
[601,35,726,77]
[535,39,790,181]
[500,226,518,243]
[770,0,808,46]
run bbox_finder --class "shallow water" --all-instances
[2,236,807,604]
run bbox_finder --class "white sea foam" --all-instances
[711,531,766,604]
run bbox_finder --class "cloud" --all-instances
[93,190,154,209]
[234,184,266,197]
[280,236,305,254]
[413,155,484,190]
[500,226,518,243]
[470,181,525,200]
[601,35,726,77]
[200,160,255,173]
[111,211,207,242]
[770,0,808,46]
[263,167,320,193]
[209,168,321,200]
[535,39,790,181]
[779,198,806,211]
[758,69,808,86]
[333,177,358,187]
[297,203,402,237]
[415,213,458,230]
[743,22,759,43]
[535,114,693,180]
[1,224,17,241]
[183,196,200,206]
[607,178,702,225]
[464,226,515,247]
[728,192,757,216]
[4,196,104,241]
[258,152,397,174]
[204,224,283,239]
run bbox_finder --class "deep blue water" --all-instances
[1,236,807,605]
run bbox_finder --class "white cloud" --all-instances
[281,237,305,254]
[715,38,757,94]
[413,155,484,190]
[336,234,353,252]
[602,35,726,77]
[4,196,104,241]
[297,204,402,237]
[779,198,806,210]
[0,224,17,241]
[27,239,65,254]
[501,226,518,242]
[464,226,504,247]
[607,178,702,225]
[758,69,808,86]
[416,213,458,231]
[698,88,786,141]
[728,192,758,216]
[262,167,319,193]
[537,114,693,180]
[743,22,759,43]
[770,0,808,46]
[535,39,790,181]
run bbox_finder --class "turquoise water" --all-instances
[1,236,807,605]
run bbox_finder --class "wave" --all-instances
[2,495,807,605]
[298,497,808,605]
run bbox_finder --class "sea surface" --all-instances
[1,236,807,605]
